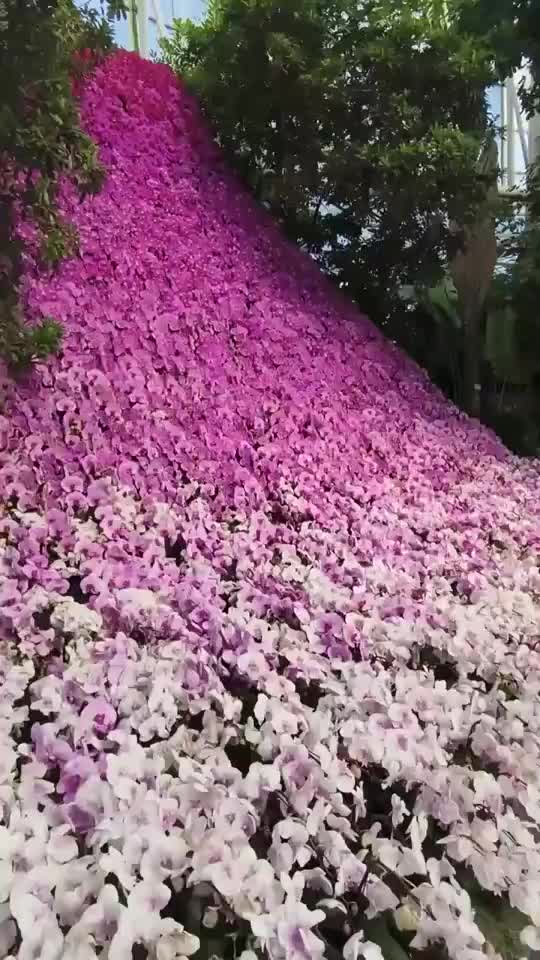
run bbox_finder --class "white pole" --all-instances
[137,0,149,58]
[128,0,139,52]
[151,0,167,41]
[508,77,529,171]
[506,79,515,189]
[500,82,507,190]
[530,113,540,167]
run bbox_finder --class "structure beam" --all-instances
[530,112,540,167]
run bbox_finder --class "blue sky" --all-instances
[82,1,206,52]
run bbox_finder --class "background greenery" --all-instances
[162,0,540,453]
[0,0,126,375]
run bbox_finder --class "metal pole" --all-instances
[137,0,149,58]
[151,0,167,40]
[508,77,529,171]
[128,0,140,52]
[530,112,540,167]
[506,79,515,189]
[500,82,507,190]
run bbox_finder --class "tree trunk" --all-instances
[0,188,22,300]
[462,306,482,417]
[0,194,14,301]
[449,136,499,419]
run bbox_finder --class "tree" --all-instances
[457,0,540,113]
[162,0,540,431]
[449,136,499,417]
[162,0,495,351]
[0,0,125,375]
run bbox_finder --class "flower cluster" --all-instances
[0,51,539,960]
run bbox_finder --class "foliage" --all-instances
[477,163,540,454]
[161,0,496,324]
[401,281,465,402]
[0,0,126,376]
[162,0,540,443]
[1,53,540,960]
[408,184,540,454]
[457,0,540,114]
[489,219,540,386]
[447,135,499,415]
[0,299,63,375]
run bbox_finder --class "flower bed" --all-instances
[0,52,539,960]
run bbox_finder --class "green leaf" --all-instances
[460,871,532,960]
[486,307,530,384]
[363,916,410,960]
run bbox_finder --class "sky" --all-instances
[84,0,206,53]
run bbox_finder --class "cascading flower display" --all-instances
[0,51,539,960]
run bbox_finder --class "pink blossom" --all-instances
[78,697,117,739]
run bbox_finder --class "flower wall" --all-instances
[0,51,540,960]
